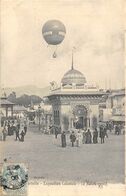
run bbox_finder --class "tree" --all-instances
[8,93,42,107]
[30,95,42,104]
[7,92,17,103]
[16,94,42,107]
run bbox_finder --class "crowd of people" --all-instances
[0,116,124,148]
[60,126,109,148]
[0,118,27,142]
[48,122,125,148]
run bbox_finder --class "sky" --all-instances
[1,0,125,89]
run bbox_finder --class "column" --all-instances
[6,107,8,117]
[68,117,71,131]
[71,119,73,129]
[86,117,90,129]
[60,115,64,132]
[45,115,47,130]
[11,106,13,117]
[88,118,90,128]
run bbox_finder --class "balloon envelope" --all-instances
[42,20,66,45]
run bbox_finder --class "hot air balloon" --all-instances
[42,20,66,58]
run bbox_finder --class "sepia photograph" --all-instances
[0,0,125,195]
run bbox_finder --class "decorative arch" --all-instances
[71,102,90,117]
[69,102,91,129]
[72,105,87,117]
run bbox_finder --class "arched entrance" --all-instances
[73,105,88,129]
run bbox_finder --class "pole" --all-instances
[39,111,40,131]
[38,105,41,131]
[46,115,47,132]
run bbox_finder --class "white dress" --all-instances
[76,132,82,146]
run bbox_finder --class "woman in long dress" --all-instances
[93,128,98,144]
[2,126,8,141]
[61,131,66,147]
[86,129,92,144]
[82,130,86,144]
[76,130,82,147]
[20,130,25,142]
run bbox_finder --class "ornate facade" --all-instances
[47,63,106,131]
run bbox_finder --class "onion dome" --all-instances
[61,50,86,86]
[61,67,86,86]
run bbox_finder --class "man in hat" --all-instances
[70,131,76,147]
[99,126,105,144]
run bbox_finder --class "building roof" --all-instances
[0,98,15,106]
[109,89,125,97]
[47,89,106,97]
[61,67,86,86]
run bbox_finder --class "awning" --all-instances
[110,115,125,122]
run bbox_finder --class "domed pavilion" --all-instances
[46,58,106,132]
